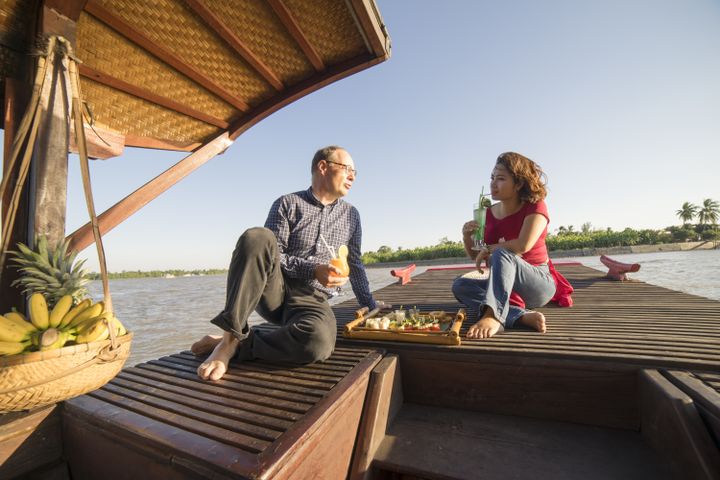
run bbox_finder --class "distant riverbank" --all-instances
[92,241,717,277]
[366,240,718,269]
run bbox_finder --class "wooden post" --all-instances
[0,2,82,311]
[29,41,70,249]
[0,80,31,312]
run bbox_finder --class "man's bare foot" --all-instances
[466,316,504,339]
[191,334,222,355]
[518,311,547,333]
[197,332,240,381]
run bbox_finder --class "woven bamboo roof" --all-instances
[0,0,390,152]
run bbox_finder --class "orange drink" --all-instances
[330,245,350,276]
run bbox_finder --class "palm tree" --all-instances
[697,198,720,226]
[676,202,698,225]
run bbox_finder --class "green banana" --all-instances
[29,292,49,330]
[49,294,73,328]
[0,313,37,342]
[38,328,71,351]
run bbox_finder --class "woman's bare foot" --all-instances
[466,316,504,339]
[197,332,240,381]
[518,311,547,333]
[191,334,222,355]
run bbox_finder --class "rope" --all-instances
[0,37,57,276]
[63,38,117,349]
[0,35,117,349]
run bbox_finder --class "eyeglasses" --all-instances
[325,160,357,177]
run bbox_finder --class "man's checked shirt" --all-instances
[264,187,376,309]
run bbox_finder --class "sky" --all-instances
[12,0,720,271]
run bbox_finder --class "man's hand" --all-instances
[475,246,490,274]
[315,264,349,288]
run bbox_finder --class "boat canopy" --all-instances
[0,0,391,155]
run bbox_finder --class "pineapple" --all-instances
[9,235,89,308]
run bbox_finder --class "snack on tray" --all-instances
[360,308,455,332]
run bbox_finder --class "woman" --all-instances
[453,152,556,339]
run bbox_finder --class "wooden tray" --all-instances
[343,308,465,346]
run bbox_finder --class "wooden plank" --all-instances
[348,0,390,58]
[63,348,382,479]
[172,352,345,384]
[79,65,231,128]
[89,388,272,452]
[184,0,284,91]
[266,0,325,71]
[334,265,720,371]
[115,370,299,425]
[108,376,291,432]
[664,370,720,450]
[84,0,250,111]
[0,405,64,479]
[259,354,380,479]
[372,403,671,480]
[99,382,284,442]
[349,354,404,480]
[639,370,720,479]
[66,131,233,253]
[147,358,330,397]
[31,34,69,249]
[135,362,319,407]
[43,0,88,21]
[63,395,254,479]
[68,120,124,159]
[396,349,639,430]
[122,134,200,152]
[1,78,30,313]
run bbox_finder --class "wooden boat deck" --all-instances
[54,263,720,479]
[334,263,720,372]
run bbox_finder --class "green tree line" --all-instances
[88,268,227,280]
[361,198,720,265]
[90,199,719,274]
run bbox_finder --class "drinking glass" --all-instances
[472,202,486,251]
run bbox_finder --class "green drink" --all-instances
[472,203,486,250]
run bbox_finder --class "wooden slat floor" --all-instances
[333,264,720,371]
[64,346,382,478]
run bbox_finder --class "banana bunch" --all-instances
[0,293,128,356]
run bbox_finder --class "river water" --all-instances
[87,249,719,367]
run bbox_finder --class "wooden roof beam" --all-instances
[266,0,325,72]
[84,0,251,112]
[67,132,234,253]
[79,65,230,129]
[347,0,390,58]
[184,0,285,91]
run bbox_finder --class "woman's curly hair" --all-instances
[496,152,547,203]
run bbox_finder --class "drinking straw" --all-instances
[478,186,487,242]
[475,186,486,243]
[319,234,336,258]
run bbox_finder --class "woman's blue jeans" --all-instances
[451,248,556,329]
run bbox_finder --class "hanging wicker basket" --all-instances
[0,332,132,413]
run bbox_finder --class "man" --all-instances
[194,146,378,381]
